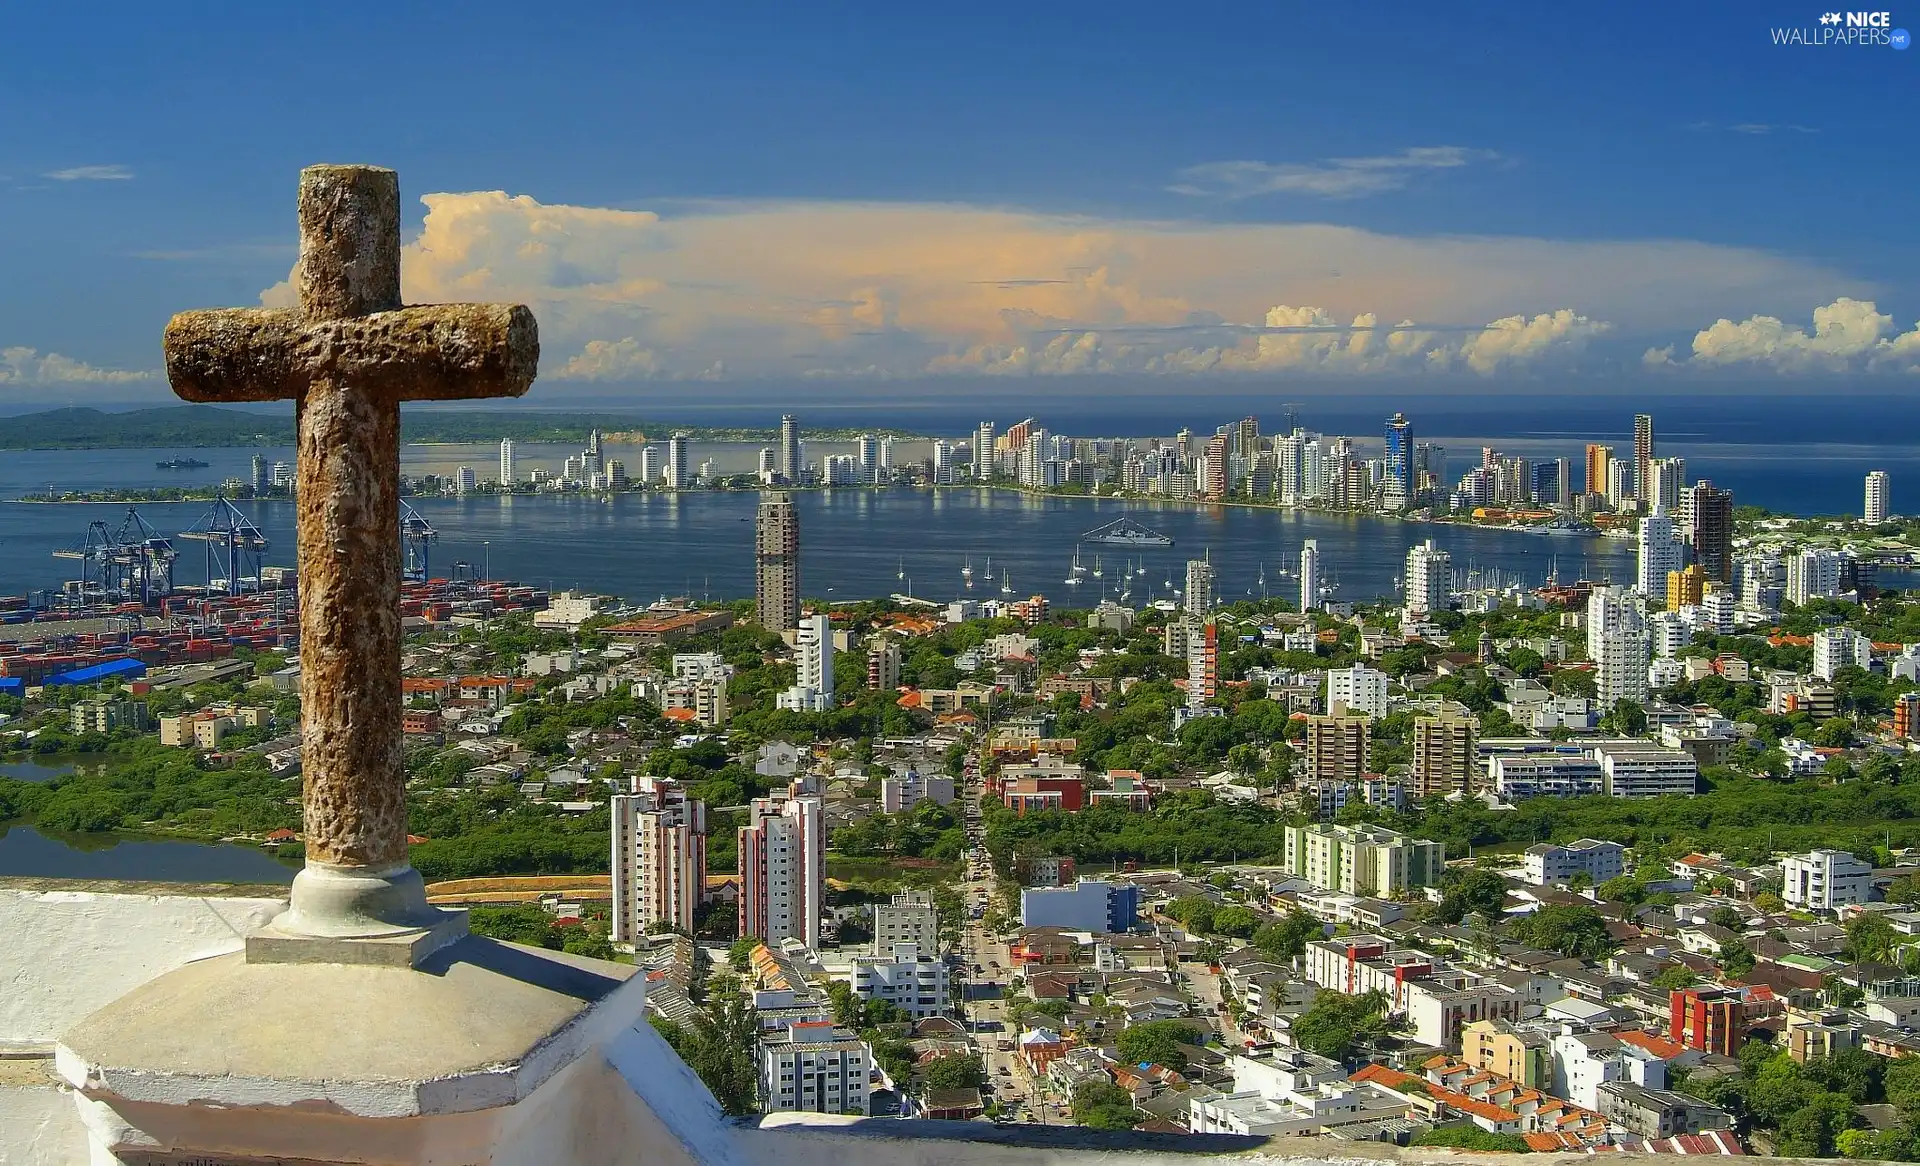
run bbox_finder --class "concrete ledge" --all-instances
[0,875,291,897]
[58,935,642,1119]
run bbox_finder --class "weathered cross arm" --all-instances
[165,303,539,402]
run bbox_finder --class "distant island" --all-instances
[0,405,930,450]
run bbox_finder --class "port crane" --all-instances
[177,495,268,595]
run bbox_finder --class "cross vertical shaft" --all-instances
[296,166,410,872]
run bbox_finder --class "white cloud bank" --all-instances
[0,347,152,385]
[257,190,1860,382]
[1648,297,1920,373]
[44,165,132,182]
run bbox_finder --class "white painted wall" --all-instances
[0,884,284,1044]
[0,883,284,1166]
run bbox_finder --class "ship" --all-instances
[1081,516,1174,547]
[155,458,210,470]
[1523,515,1600,537]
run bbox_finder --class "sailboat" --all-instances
[1091,556,1103,580]
[1001,571,1014,597]
[1065,550,1085,586]
[896,557,905,582]
[962,557,974,589]
[983,556,994,583]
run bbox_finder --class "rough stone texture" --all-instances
[297,163,402,320]
[157,164,538,873]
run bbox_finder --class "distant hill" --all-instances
[0,405,660,449]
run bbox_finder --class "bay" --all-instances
[0,823,296,883]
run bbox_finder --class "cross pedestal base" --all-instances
[55,935,662,1166]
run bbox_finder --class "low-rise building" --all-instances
[1781,848,1872,913]
[1019,880,1139,933]
[70,697,150,734]
[1522,839,1626,887]
[1596,1081,1732,1139]
[759,1021,872,1116]
[871,891,939,954]
[847,942,949,1020]
[1281,823,1444,898]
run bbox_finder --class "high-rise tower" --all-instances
[756,493,800,631]
[779,414,801,483]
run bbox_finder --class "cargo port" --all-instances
[0,495,548,692]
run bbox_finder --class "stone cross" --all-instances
[164,165,537,950]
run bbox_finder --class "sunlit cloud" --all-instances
[0,347,153,385]
[1648,297,1920,373]
[254,189,1857,382]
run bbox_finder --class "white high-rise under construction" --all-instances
[498,438,516,486]
[1299,540,1321,613]
[1184,559,1214,616]
[1403,540,1450,617]
[610,777,707,942]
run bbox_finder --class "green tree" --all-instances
[1510,905,1615,958]
[922,1053,986,1092]
[1651,965,1698,991]
[1253,912,1324,961]
[1846,913,1899,964]
[1720,940,1757,979]
[1434,867,1509,925]
[1775,1090,1861,1158]
[728,936,759,972]
[1290,990,1390,1062]
[1412,1127,1532,1153]
[1071,1081,1140,1130]
[1211,905,1258,938]
[1115,1020,1202,1072]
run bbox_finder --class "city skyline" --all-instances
[3,4,1917,398]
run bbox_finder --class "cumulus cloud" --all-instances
[0,347,153,385]
[1654,297,1920,372]
[44,165,132,181]
[1170,147,1498,199]
[553,337,663,381]
[255,189,1853,381]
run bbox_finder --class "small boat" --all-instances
[1091,556,1103,579]
[983,556,994,582]
[897,557,905,581]
[156,458,209,470]
[962,557,973,588]
[1065,550,1084,585]
[1001,572,1013,596]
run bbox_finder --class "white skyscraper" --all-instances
[777,613,836,713]
[1299,539,1321,613]
[637,445,661,486]
[738,789,824,949]
[1403,539,1451,616]
[974,421,996,479]
[856,434,879,485]
[1647,457,1686,516]
[1325,663,1390,719]
[1813,627,1873,681]
[758,447,777,481]
[1184,559,1214,616]
[878,435,894,480]
[666,433,690,490]
[1636,513,1683,599]
[779,414,801,483]
[1587,586,1649,707]
[931,440,954,485]
[454,466,476,495]
[1787,548,1844,606]
[498,438,516,485]
[1866,471,1890,524]
[610,777,707,942]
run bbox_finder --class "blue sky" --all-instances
[2,1,1915,403]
